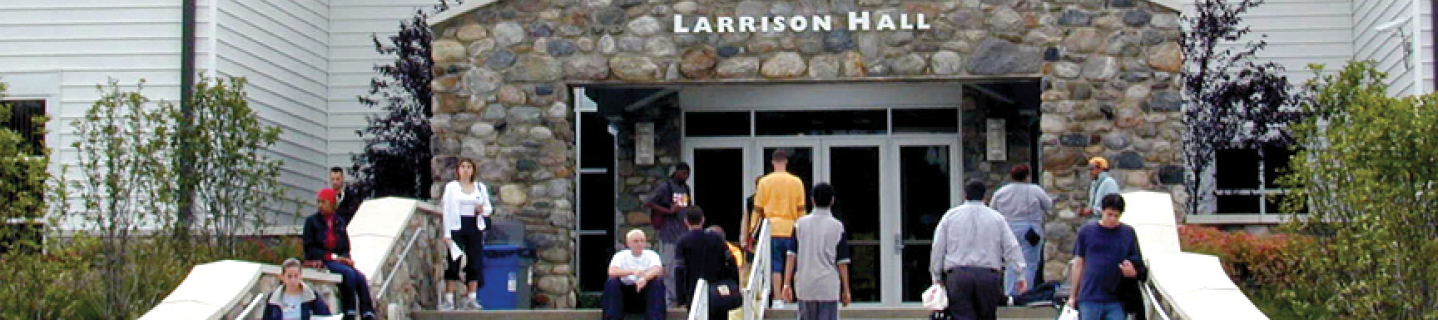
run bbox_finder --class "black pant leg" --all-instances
[973,270,1003,320]
[464,229,485,287]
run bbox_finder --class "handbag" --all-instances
[1056,305,1079,320]
[708,278,743,312]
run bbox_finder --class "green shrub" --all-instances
[1277,61,1438,318]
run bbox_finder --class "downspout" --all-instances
[1415,0,1425,95]
[178,0,198,233]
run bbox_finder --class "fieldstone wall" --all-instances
[431,0,1186,301]
[613,100,685,245]
[368,207,446,319]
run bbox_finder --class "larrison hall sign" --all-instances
[673,12,932,33]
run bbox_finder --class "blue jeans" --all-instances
[602,277,667,320]
[323,260,375,316]
[1004,221,1042,296]
[1078,301,1126,320]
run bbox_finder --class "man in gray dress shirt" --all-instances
[930,180,1027,320]
[988,164,1053,296]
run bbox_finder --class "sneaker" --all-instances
[464,293,484,310]
[361,312,378,320]
[770,300,786,309]
[439,294,455,311]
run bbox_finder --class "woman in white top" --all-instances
[439,158,494,310]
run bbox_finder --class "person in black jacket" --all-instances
[675,207,741,319]
[304,188,376,320]
[262,258,332,320]
[329,167,362,226]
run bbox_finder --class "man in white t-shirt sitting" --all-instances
[604,229,667,320]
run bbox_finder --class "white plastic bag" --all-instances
[1056,305,1079,320]
[921,284,948,311]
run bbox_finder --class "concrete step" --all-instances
[411,306,1058,320]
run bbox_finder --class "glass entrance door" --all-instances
[819,139,885,303]
[888,138,961,303]
[686,135,959,305]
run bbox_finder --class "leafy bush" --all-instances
[1276,61,1438,318]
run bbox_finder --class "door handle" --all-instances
[895,232,904,251]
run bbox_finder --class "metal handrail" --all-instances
[234,292,267,320]
[376,226,425,301]
[687,278,710,320]
[741,221,771,320]
[1141,280,1174,320]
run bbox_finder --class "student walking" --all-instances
[781,183,852,320]
[929,181,1026,320]
[989,164,1053,295]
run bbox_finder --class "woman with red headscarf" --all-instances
[302,188,377,320]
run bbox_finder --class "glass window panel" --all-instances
[1216,194,1261,214]
[755,110,886,136]
[1216,148,1260,190]
[892,108,959,133]
[684,111,751,137]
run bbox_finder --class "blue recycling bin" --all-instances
[478,244,528,310]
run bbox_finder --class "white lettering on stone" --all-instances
[790,15,807,31]
[694,16,713,33]
[877,14,896,30]
[738,16,756,33]
[916,14,930,30]
[674,15,689,33]
[773,16,787,32]
[717,16,734,33]
[849,11,870,30]
[812,15,833,31]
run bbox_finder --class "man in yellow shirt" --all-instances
[751,149,807,308]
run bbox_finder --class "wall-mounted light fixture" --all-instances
[1376,16,1414,68]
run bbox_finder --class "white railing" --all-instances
[233,292,266,320]
[741,220,771,320]
[687,278,710,320]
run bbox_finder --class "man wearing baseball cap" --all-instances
[1079,157,1120,224]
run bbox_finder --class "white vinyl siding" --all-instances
[0,0,191,222]
[1182,0,1354,86]
[1354,0,1425,96]
[214,0,331,222]
[327,0,437,168]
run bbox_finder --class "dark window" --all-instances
[1213,146,1300,215]
[1263,145,1297,189]
[3,100,45,156]
[684,111,750,137]
[1215,148,1260,190]
[892,108,959,133]
[755,110,887,136]
[577,112,616,292]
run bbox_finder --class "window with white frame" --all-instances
[2,100,45,156]
[1214,145,1305,215]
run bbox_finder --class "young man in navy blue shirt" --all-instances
[1066,194,1146,320]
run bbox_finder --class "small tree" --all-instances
[1279,61,1438,318]
[351,0,459,200]
[66,80,174,319]
[1181,0,1301,215]
[167,75,287,256]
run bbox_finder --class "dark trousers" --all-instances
[944,266,1003,320]
[602,277,667,320]
[444,216,485,286]
[323,260,375,317]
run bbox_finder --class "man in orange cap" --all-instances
[1079,157,1120,224]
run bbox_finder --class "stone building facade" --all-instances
[429,0,1186,308]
